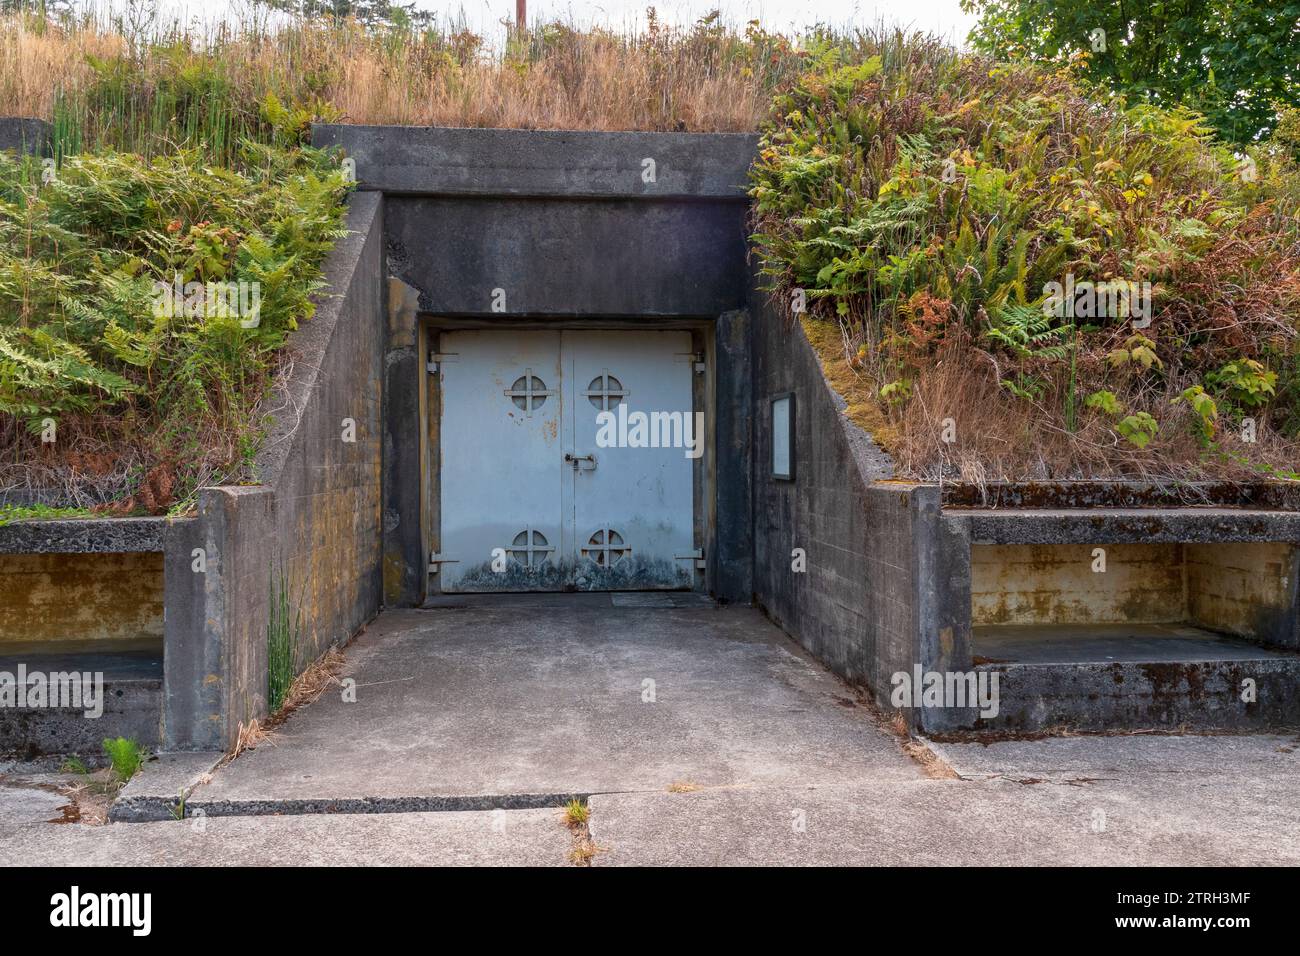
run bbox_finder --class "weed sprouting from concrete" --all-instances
[101,736,144,781]
[59,756,89,775]
[562,799,601,865]
[267,565,302,713]
[563,799,589,828]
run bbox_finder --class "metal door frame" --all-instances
[422,315,716,597]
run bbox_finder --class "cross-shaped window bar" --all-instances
[582,527,630,567]
[508,527,555,570]
[506,369,555,413]
[584,371,628,410]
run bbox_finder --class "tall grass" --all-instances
[267,564,302,713]
[0,6,811,161]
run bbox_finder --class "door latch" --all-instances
[564,452,597,472]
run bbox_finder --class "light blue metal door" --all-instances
[437,329,696,592]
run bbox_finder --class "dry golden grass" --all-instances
[882,707,960,778]
[273,645,346,725]
[803,318,1300,485]
[230,717,270,760]
[0,13,797,135]
[0,18,123,119]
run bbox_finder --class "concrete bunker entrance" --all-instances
[423,319,715,596]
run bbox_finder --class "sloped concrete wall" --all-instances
[164,193,385,750]
[749,291,965,717]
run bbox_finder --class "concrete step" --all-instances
[0,641,163,756]
[967,624,1300,733]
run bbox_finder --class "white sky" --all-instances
[83,0,978,48]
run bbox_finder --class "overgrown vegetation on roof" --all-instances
[750,32,1300,482]
[2,4,1299,500]
[0,4,806,511]
[1,7,804,151]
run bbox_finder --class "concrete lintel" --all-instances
[0,517,167,554]
[955,508,1300,545]
[311,124,758,200]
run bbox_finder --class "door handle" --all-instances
[565,452,597,472]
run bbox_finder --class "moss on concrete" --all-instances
[799,316,900,455]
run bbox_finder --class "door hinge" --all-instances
[428,552,460,573]
[675,548,706,570]
[427,351,458,373]
[675,351,707,373]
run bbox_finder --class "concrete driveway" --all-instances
[4,598,1298,866]
[185,600,921,814]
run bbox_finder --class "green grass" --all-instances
[563,799,589,828]
[267,565,302,713]
[59,755,90,775]
[102,736,144,781]
[0,504,91,525]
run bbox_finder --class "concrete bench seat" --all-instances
[972,623,1297,666]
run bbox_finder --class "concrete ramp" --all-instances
[180,603,920,816]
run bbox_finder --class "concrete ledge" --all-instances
[108,751,223,822]
[311,124,758,200]
[0,117,50,156]
[943,480,1300,510]
[0,517,167,554]
[952,508,1300,545]
[970,657,1300,733]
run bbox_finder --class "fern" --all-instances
[984,303,1072,360]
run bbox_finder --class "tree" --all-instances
[260,0,435,30]
[962,0,1300,144]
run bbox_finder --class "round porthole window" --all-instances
[582,527,630,567]
[585,373,628,410]
[508,528,554,569]
[506,372,551,411]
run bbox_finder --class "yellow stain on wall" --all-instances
[0,552,164,644]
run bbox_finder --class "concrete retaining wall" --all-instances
[164,192,386,751]
[0,118,50,156]
[0,553,163,644]
[748,291,970,717]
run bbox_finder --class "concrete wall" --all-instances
[748,291,970,713]
[1187,542,1300,648]
[971,543,1186,626]
[967,541,1300,647]
[0,118,50,155]
[385,197,749,318]
[164,193,386,751]
[0,553,162,644]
